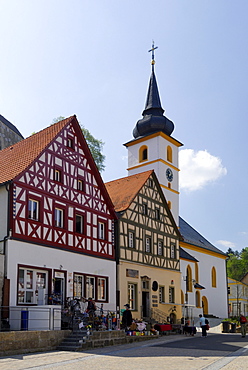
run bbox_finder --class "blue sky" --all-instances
[1,0,248,252]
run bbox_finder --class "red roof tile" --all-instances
[0,116,75,184]
[105,170,153,212]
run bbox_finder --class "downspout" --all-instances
[0,181,11,267]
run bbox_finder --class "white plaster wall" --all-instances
[181,250,228,319]
[6,240,116,311]
[0,186,8,239]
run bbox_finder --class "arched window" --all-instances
[186,265,192,292]
[212,266,217,287]
[168,201,171,209]
[195,291,201,308]
[195,263,199,283]
[167,146,172,162]
[181,290,184,304]
[139,145,148,162]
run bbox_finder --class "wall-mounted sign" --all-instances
[126,269,139,278]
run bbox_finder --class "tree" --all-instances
[227,247,248,281]
[52,117,105,172]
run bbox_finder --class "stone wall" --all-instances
[0,330,71,356]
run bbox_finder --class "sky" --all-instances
[0,0,248,253]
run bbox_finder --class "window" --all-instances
[148,178,153,187]
[169,286,175,303]
[171,244,175,259]
[139,145,148,162]
[54,169,62,182]
[167,146,172,162]
[28,199,39,220]
[128,231,135,248]
[97,278,107,301]
[67,137,74,149]
[74,274,84,299]
[77,178,85,192]
[98,222,105,240]
[55,208,63,228]
[128,283,137,310]
[159,286,165,303]
[158,241,163,256]
[145,237,151,253]
[211,266,217,288]
[155,208,160,220]
[142,204,148,215]
[186,265,193,292]
[168,201,171,209]
[18,267,48,305]
[75,214,84,234]
[85,276,95,299]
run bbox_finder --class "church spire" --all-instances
[132,42,175,139]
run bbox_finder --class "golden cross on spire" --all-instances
[148,41,158,67]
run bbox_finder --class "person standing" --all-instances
[122,304,133,330]
[199,314,207,337]
[239,314,247,338]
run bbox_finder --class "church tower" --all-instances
[124,43,183,225]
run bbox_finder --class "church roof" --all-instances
[179,217,226,256]
[0,114,24,138]
[105,170,154,212]
[179,247,198,262]
[0,116,75,185]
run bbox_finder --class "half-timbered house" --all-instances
[0,116,116,328]
[105,170,182,322]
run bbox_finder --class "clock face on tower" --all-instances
[166,168,173,182]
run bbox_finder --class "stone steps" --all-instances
[57,330,158,352]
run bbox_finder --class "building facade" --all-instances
[106,170,182,322]
[0,116,116,329]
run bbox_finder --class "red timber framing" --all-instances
[10,116,116,260]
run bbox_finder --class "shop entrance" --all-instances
[142,291,150,317]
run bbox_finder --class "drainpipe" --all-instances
[0,181,11,270]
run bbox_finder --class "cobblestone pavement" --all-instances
[0,333,248,370]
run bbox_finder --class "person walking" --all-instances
[239,314,247,338]
[199,314,207,337]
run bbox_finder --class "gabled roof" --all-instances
[105,170,154,212]
[179,247,198,262]
[179,216,226,256]
[105,170,181,239]
[0,114,24,138]
[0,116,75,185]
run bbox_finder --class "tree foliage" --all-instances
[226,247,248,281]
[52,117,105,172]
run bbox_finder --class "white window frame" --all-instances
[158,241,163,256]
[145,237,151,253]
[54,169,62,182]
[169,286,175,303]
[159,286,165,303]
[55,208,63,228]
[128,231,135,248]
[98,222,105,240]
[76,214,84,234]
[86,276,95,299]
[97,277,107,301]
[128,283,137,310]
[28,199,39,220]
[18,267,48,305]
[171,244,175,259]
[77,179,84,192]
[74,274,84,299]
